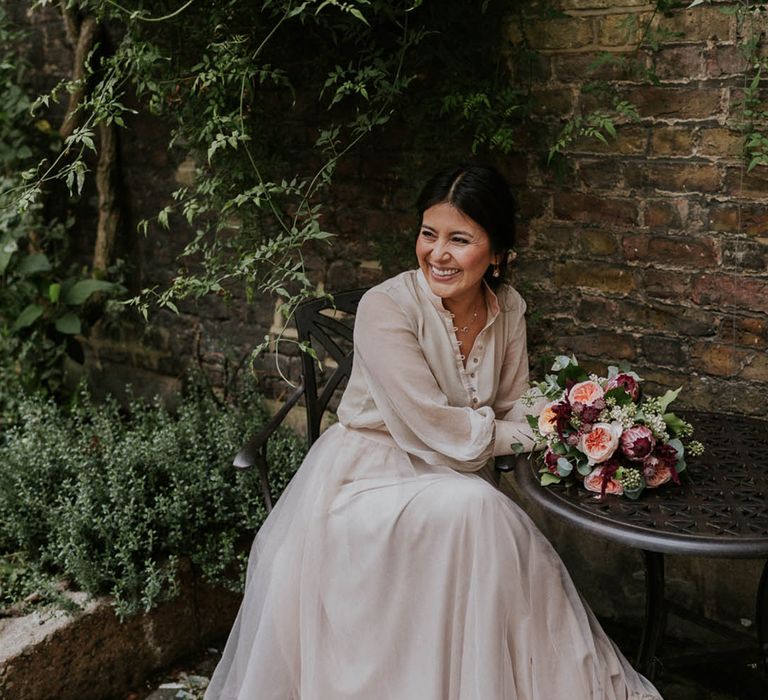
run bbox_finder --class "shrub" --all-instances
[0,379,303,618]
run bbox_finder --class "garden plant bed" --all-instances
[0,565,240,700]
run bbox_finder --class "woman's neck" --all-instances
[443,289,485,318]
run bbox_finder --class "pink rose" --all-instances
[620,425,656,461]
[580,422,622,464]
[606,373,640,401]
[568,380,604,407]
[584,466,624,496]
[537,402,558,436]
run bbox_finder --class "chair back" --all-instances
[294,288,367,446]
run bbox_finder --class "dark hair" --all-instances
[416,164,516,290]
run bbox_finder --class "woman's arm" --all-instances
[353,289,496,472]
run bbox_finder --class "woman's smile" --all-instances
[416,202,497,308]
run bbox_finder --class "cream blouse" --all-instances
[337,269,541,473]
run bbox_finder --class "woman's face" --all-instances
[416,202,496,306]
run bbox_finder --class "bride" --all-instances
[204,164,662,699]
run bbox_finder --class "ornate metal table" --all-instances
[512,411,768,679]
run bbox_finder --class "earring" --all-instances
[492,263,500,278]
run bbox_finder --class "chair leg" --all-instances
[636,550,666,681]
[757,559,768,673]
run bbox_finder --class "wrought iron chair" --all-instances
[233,288,514,512]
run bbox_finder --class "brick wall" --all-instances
[508,1,768,416]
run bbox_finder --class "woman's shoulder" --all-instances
[359,270,422,312]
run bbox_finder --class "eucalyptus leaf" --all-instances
[540,472,561,486]
[657,387,681,414]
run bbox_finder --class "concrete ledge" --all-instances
[0,565,240,700]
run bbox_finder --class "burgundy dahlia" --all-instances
[606,373,640,401]
[620,425,655,461]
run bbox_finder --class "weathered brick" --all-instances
[698,128,745,158]
[551,52,642,84]
[690,341,768,379]
[562,332,636,361]
[721,239,767,272]
[623,234,718,267]
[577,160,622,190]
[628,162,721,193]
[618,299,715,337]
[704,45,749,78]
[593,12,649,47]
[692,274,768,314]
[532,225,575,253]
[653,46,704,82]
[652,6,732,43]
[517,190,548,221]
[641,335,686,367]
[650,127,694,157]
[506,49,551,83]
[724,166,768,198]
[554,261,637,293]
[707,203,768,237]
[530,88,574,117]
[553,192,638,226]
[571,126,647,156]
[717,315,768,349]
[624,86,723,120]
[577,295,619,325]
[511,16,593,51]
[580,230,619,257]
[644,199,686,229]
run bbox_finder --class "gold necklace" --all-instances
[450,302,480,341]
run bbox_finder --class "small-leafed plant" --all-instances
[0,378,303,618]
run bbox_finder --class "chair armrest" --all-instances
[233,379,306,469]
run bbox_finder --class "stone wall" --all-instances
[507,0,768,416]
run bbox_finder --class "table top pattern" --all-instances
[514,411,768,558]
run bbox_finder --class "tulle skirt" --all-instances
[204,424,661,700]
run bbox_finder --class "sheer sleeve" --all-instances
[491,297,547,456]
[353,290,495,472]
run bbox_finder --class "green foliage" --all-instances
[0,379,303,618]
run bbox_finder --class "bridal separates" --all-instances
[204,425,660,699]
[204,271,661,699]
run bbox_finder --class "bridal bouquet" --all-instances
[526,356,704,499]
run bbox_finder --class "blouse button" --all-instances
[470,372,476,378]
[472,397,479,404]
[473,358,479,364]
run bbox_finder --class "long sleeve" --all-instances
[352,289,496,472]
[491,299,546,456]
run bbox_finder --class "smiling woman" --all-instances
[204,164,661,700]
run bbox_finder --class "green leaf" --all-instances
[556,457,573,477]
[657,387,681,414]
[509,442,525,455]
[64,280,118,305]
[54,313,82,335]
[12,304,44,331]
[16,253,52,277]
[48,283,61,303]
[557,363,588,386]
[540,472,561,486]
[605,387,632,406]
[526,414,539,431]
